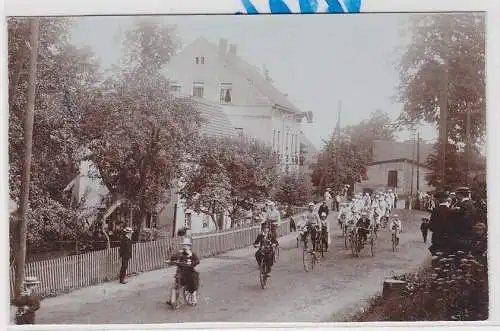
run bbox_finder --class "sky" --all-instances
[71,13,438,149]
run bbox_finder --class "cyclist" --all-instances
[338,202,351,227]
[254,224,278,277]
[166,237,200,307]
[304,202,321,250]
[319,212,330,252]
[389,214,402,245]
[356,211,371,244]
[265,201,280,240]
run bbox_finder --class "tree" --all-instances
[273,173,312,207]
[8,17,101,254]
[343,109,396,160]
[395,13,485,145]
[311,110,395,194]
[425,142,486,190]
[180,136,279,229]
[311,137,367,194]
[82,19,201,231]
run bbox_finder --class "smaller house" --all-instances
[355,140,436,196]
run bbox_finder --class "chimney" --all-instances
[228,44,238,57]
[218,38,228,56]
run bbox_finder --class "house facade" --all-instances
[355,140,436,196]
[163,37,312,174]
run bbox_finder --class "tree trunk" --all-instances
[14,18,39,299]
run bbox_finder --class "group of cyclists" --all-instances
[164,189,404,307]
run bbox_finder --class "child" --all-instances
[420,217,430,243]
[13,276,42,324]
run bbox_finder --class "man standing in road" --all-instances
[324,188,332,208]
[119,227,133,284]
[334,193,341,212]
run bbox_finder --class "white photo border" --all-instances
[1,0,499,330]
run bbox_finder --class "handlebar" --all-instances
[167,260,193,268]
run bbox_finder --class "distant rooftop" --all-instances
[372,140,434,163]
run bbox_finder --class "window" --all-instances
[185,211,192,229]
[170,81,181,92]
[220,83,232,104]
[192,81,204,98]
[195,56,205,64]
[202,215,209,228]
[388,170,398,188]
[277,131,281,152]
[201,57,205,64]
[272,130,276,150]
[235,128,244,138]
[195,57,199,64]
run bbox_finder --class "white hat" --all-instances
[182,237,192,246]
[123,227,133,233]
[308,202,315,207]
[321,212,327,217]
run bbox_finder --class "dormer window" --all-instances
[195,56,205,64]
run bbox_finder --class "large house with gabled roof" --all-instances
[163,37,313,174]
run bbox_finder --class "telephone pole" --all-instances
[14,18,40,298]
[465,108,472,186]
[416,131,420,192]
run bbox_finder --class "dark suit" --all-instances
[119,235,133,282]
[318,204,329,217]
[13,294,41,324]
[429,203,452,254]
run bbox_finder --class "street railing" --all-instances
[9,207,312,298]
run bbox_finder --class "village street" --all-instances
[34,209,431,324]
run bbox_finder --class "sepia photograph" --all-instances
[7,9,487,325]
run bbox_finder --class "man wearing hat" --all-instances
[428,191,452,254]
[304,202,321,250]
[13,276,41,324]
[167,237,200,306]
[119,227,134,284]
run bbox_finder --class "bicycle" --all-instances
[344,219,355,249]
[166,261,198,309]
[351,226,375,257]
[302,231,318,272]
[255,245,275,289]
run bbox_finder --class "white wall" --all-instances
[163,39,268,106]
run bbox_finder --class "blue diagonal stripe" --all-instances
[299,0,319,13]
[342,0,361,12]
[241,0,259,14]
[325,0,345,12]
[269,0,292,14]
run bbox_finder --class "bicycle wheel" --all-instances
[351,233,357,256]
[183,287,197,306]
[259,262,267,289]
[170,285,181,310]
[392,232,396,252]
[303,249,314,272]
[344,230,348,249]
[370,234,374,256]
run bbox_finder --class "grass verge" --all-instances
[348,251,488,321]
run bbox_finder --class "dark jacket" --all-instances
[170,250,200,270]
[254,233,278,247]
[318,204,329,217]
[13,294,41,324]
[119,236,133,259]
[420,222,430,233]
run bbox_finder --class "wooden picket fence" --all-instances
[9,217,297,299]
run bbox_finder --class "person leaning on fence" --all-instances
[119,227,133,284]
[13,276,42,325]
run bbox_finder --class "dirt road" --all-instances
[35,209,431,324]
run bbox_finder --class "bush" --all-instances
[352,252,488,321]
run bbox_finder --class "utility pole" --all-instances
[465,108,472,186]
[14,18,40,298]
[335,101,341,191]
[416,131,420,192]
[439,29,450,191]
[409,129,416,210]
